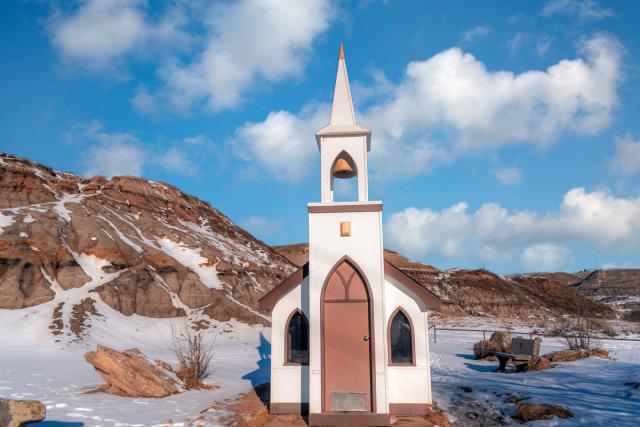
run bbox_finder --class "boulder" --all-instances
[473,331,511,359]
[489,331,512,352]
[0,399,46,427]
[543,348,609,363]
[513,403,573,422]
[527,356,551,371]
[85,345,182,398]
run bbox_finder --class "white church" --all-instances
[259,44,440,426]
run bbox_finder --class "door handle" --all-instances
[363,335,369,341]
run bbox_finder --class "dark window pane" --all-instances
[391,310,413,364]
[288,312,309,364]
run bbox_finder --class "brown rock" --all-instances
[513,403,573,422]
[527,356,551,371]
[85,345,181,397]
[0,399,46,427]
[543,348,609,363]
[155,359,173,372]
[473,331,512,359]
[473,339,501,359]
[489,331,512,352]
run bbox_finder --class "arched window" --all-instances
[286,310,309,365]
[389,309,414,365]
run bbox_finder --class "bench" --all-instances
[495,337,541,373]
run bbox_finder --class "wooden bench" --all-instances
[495,337,541,372]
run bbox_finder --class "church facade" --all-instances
[259,44,440,427]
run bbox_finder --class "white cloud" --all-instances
[244,216,282,237]
[536,35,553,57]
[243,35,622,182]
[494,166,522,186]
[461,25,491,43]
[131,86,158,116]
[609,135,640,175]
[521,243,573,271]
[233,104,329,181]
[49,0,189,72]
[362,34,622,181]
[542,0,616,21]
[384,187,640,269]
[69,120,202,178]
[160,0,335,112]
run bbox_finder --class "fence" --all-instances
[428,324,640,343]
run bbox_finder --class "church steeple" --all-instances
[315,43,371,203]
[315,43,371,149]
[329,42,356,126]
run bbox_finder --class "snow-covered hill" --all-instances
[0,153,295,342]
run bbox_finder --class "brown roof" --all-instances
[258,260,440,312]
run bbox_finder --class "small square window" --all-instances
[340,221,351,237]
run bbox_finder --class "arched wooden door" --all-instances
[322,258,373,412]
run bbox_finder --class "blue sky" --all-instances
[1,0,639,273]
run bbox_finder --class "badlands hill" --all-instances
[0,153,295,338]
[273,244,616,320]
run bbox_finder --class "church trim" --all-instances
[258,262,309,312]
[307,202,382,213]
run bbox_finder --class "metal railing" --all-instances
[428,324,640,343]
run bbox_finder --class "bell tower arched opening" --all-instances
[330,151,359,202]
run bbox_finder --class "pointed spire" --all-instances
[315,42,371,150]
[329,42,356,126]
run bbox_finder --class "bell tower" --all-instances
[307,43,388,422]
[315,43,372,203]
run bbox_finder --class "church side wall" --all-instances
[270,276,310,408]
[383,278,433,408]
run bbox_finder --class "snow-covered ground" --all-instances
[430,328,640,426]
[1,310,639,426]
[0,305,269,427]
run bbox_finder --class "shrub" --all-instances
[554,317,599,350]
[172,323,214,389]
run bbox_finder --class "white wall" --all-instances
[270,276,310,404]
[383,277,432,405]
[308,205,387,413]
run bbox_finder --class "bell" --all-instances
[332,158,355,179]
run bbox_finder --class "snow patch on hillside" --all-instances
[0,212,14,233]
[158,238,222,289]
[53,193,86,222]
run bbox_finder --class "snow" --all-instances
[0,304,269,427]
[157,238,222,290]
[1,311,639,426]
[23,214,35,223]
[19,232,28,238]
[97,214,144,253]
[52,193,86,222]
[430,327,640,426]
[0,212,14,234]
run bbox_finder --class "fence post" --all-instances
[483,330,486,341]
[434,325,437,343]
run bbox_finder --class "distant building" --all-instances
[259,44,440,426]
